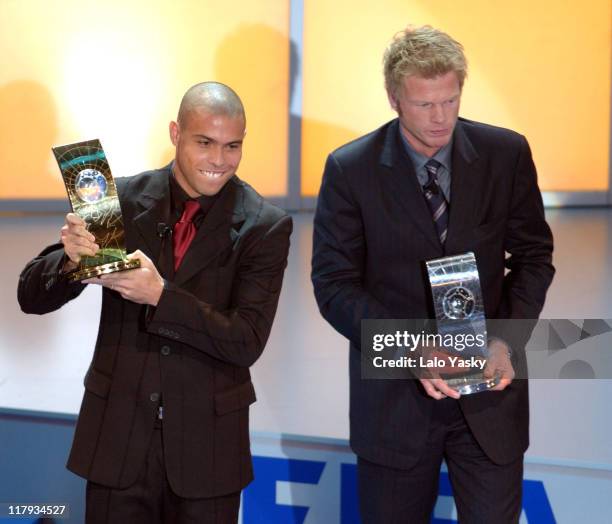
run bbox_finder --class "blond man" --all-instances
[312,26,553,523]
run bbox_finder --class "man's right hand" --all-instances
[414,346,462,400]
[60,213,99,271]
[419,377,461,400]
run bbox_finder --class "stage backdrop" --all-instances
[0,0,610,201]
[0,0,289,198]
[301,0,611,195]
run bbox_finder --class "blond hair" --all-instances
[383,25,467,97]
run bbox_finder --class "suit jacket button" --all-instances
[161,345,171,356]
[150,392,160,402]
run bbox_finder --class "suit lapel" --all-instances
[379,120,442,251]
[445,120,484,253]
[174,178,246,286]
[131,169,172,265]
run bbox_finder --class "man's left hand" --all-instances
[484,338,515,391]
[84,250,164,306]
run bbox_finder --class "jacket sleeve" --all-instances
[495,136,555,349]
[146,214,292,367]
[17,243,87,315]
[17,179,131,315]
[311,153,390,348]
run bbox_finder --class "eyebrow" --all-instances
[193,134,243,146]
[408,93,461,104]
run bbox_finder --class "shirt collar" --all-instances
[398,126,453,172]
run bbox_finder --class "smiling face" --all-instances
[388,70,461,157]
[169,107,246,197]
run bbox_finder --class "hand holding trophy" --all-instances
[424,252,502,395]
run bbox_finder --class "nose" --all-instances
[209,145,224,167]
[431,103,445,124]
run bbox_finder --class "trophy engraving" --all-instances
[53,139,140,282]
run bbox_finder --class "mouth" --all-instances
[429,129,449,136]
[199,169,225,179]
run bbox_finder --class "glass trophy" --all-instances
[53,139,140,282]
[425,252,499,394]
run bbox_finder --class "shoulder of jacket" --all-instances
[115,165,171,193]
[457,117,525,146]
[329,119,395,164]
[231,176,289,226]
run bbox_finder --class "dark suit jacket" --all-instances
[311,118,554,468]
[18,166,292,497]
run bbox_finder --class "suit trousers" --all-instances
[357,398,523,524]
[85,426,240,524]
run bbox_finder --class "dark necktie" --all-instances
[173,200,200,271]
[423,159,449,244]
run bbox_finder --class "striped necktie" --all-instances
[423,159,449,244]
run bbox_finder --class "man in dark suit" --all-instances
[311,26,554,523]
[18,82,292,523]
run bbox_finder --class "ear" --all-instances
[169,121,179,146]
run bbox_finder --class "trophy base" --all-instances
[446,374,500,395]
[68,259,141,282]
